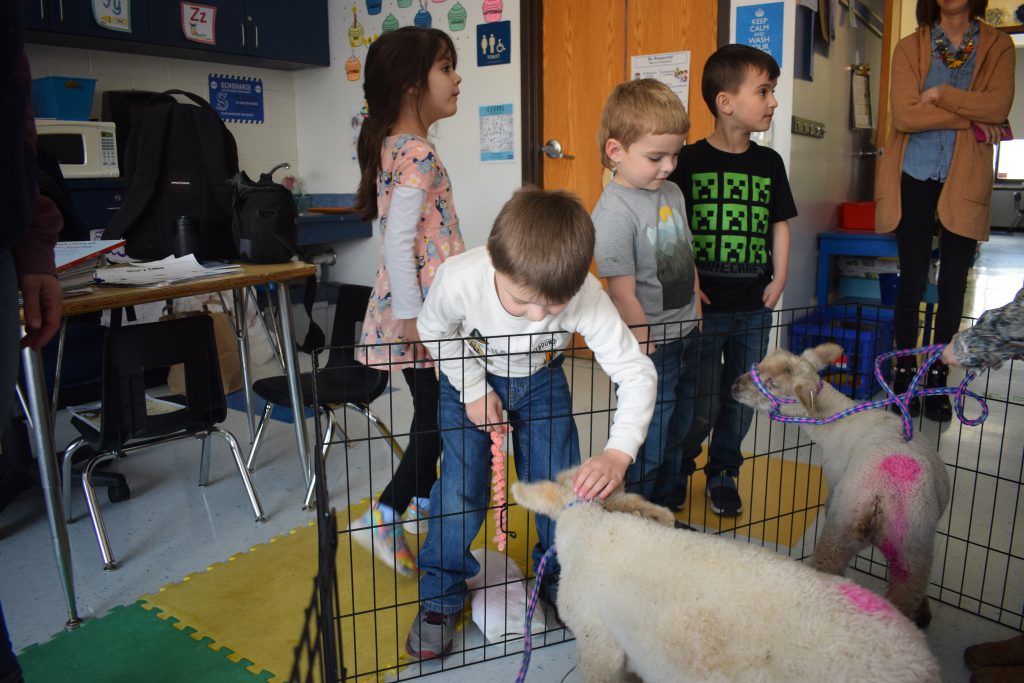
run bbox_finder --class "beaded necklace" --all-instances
[933,22,978,69]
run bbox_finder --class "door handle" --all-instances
[542,139,575,160]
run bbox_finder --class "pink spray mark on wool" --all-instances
[839,583,896,616]
[876,455,921,583]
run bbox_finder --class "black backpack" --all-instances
[231,163,298,264]
[105,90,238,260]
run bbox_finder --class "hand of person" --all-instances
[698,287,711,307]
[941,341,962,368]
[972,122,1003,145]
[762,279,785,309]
[921,86,941,105]
[19,273,63,350]
[400,317,430,361]
[572,449,631,500]
[465,390,507,433]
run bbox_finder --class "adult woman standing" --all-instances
[876,0,1014,421]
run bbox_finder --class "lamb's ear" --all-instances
[511,481,566,519]
[794,378,818,416]
[801,343,844,371]
[604,492,676,527]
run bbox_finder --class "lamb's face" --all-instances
[732,343,844,416]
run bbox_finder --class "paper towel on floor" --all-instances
[466,548,546,643]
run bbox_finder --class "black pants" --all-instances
[893,173,977,353]
[378,367,441,513]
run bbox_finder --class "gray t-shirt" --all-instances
[593,180,697,342]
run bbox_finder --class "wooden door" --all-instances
[537,0,718,353]
[539,0,718,208]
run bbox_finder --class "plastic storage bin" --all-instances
[839,201,876,231]
[31,76,96,121]
[789,305,894,399]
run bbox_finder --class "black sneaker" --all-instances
[924,364,952,422]
[889,365,921,418]
[660,477,689,512]
[706,472,742,516]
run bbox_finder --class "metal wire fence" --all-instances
[295,303,1022,681]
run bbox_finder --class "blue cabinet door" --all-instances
[149,0,246,55]
[47,0,151,42]
[243,0,328,66]
[23,0,50,29]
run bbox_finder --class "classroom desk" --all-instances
[817,230,937,344]
[20,261,316,629]
[816,230,898,306]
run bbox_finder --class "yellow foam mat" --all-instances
[678,449,826,546]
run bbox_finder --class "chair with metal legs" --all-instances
[63,315,265,570]
[246,283,403,508]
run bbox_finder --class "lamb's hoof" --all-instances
[914,598,932,628]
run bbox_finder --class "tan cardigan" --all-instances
[875,22,1015,241]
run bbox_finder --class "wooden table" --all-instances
[20,261,315,630]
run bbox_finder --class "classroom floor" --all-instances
[1,234,1022,682]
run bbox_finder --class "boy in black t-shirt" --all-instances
[667,44,796,516]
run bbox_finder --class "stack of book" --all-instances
[54,240,125,297]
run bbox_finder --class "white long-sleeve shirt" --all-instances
[417,247,657,458]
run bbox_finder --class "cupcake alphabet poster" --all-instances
[340,0,513,84]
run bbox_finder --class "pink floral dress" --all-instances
[358,135,465,368]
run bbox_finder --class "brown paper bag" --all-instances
[165,310,243,395]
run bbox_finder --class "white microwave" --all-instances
[35,119,119,179]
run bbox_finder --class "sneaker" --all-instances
[923,363,952,423]
[660,476,689,512]
[706,472,742,516]
[349,505,417,576]
[402,497,429,535]
[405,607,457,660]
[889,364,922,418]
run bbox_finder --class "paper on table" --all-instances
[55,240,126,272]
[95,255,241,287]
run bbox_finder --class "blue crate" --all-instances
[32,76,96,121]
[789,305,894,399]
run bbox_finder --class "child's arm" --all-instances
[384,187,429,356]
[693,270,703,331]
[571,278,657,499]
[417,263,491,411]
[762,220,790,309]
[606,275,652,354]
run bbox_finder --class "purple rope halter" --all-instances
[749,344,988,441]
[516,544,557,683]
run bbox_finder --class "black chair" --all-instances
[246,283,403,508]
[61,315,265,570]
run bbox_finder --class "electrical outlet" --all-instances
[791,116,826,138]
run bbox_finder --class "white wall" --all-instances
[25,43,300,177]
[729,1,882,309]
[293,1,523,287]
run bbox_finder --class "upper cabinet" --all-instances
[26,0,151,41]
[25,0,329,69]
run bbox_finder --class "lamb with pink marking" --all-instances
[732,342,951,627]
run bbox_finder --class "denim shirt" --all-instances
[903,22,979,182]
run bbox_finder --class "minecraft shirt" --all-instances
[669,139,797,313]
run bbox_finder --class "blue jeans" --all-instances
[417,358,581,615]
[626,328,699,503]
[682,308,773,480]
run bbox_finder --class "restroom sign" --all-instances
[181,3,217,45]
[476,20,511,67]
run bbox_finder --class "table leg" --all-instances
[276,282,311,486]
[232,288,256,444]
[20,344,81,630]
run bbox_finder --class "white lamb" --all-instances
[731,342,951,627]
[511,471,940,683]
